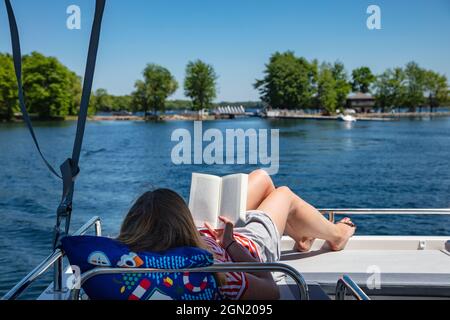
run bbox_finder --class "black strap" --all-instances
[5,0,106,248]
[60,0,106,244]
[5,0,61,178]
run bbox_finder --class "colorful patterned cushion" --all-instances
[61,236,221,300]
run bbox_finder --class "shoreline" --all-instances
[84,111,450,122]
[2,111,450,123]
[264,111,450,121]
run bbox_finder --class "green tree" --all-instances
[67,73,83,116]
[403,61,426,112]
[317,63,337,114]
[0,53,18,120]
[93,88,114,112]
[87,93,97,116]
[132,64,178,117]
[184,60,218,111]
[254,51,317,109]
[165,99,193,110]
[352,66,376,93]
[111,95,133,112]
[22,52,81,118]
[132,80,149,114]
[423,70,448,112]
[331,61,351,109]
[373,68,407,112]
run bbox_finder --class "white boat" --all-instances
[338,114,357,122]
[2,208,450,301]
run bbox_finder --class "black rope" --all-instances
[4,0,106,249]
[60,0,106,243]
[5,0,62,179]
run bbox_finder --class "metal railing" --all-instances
[335,275,371,301]
[319,208,450,223]
[1,216,102,300]
[69,262,309,300]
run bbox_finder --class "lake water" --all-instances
[1,117,449,298]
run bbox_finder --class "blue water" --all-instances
[1,117,450,299]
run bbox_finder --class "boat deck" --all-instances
[279,236,450,298]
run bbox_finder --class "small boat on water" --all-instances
[337,114,357,122]
[111,110,133,117]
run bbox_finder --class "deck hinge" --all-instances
[418,240,426,250]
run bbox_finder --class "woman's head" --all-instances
[117,189,204,252]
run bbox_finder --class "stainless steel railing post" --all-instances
[335,275,370,300]
[94,219,102,236]
[70,262,310,301]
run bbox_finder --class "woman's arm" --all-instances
[225,240,280,300]
[205,216,280,300]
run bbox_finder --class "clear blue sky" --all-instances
[0,0,449,101]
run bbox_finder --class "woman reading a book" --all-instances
[117,169,355,300]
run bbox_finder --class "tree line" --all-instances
[255,51,449,114]
[0,52,86,120]
[0,52,219,120]
[1,50,448,121]
[93,60,218,116]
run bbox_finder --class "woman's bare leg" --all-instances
[246,170,318,251]
[247,170,276,210]
[257,186,355,251]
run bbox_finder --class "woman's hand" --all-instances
[204,216,236,249]
[206,217,279,300]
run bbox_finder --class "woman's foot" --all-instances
[295,237,316,252]
[327,218,356,251]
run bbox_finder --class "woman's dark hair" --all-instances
[117,188,206,252]
[117,188,226,286]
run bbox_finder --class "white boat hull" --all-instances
[338,114,357,122]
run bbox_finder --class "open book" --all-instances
[189,173,248,228]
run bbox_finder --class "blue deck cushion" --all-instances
[61,236,221,300]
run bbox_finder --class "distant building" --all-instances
[346,92,376,113]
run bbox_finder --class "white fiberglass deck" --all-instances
[279,235,450,298]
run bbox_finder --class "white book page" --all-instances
[188,173,222,228]
[219,174,248,226]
